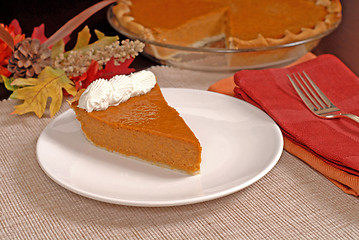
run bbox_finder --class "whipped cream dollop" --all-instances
[78,70,156,112]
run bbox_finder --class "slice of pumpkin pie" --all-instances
[70,70,202,174]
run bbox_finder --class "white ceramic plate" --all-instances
[37,89,283,207]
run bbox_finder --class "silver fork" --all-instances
[288,71,359,124]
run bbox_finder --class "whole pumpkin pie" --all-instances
[113,0,342,49]
[70,73,202,175]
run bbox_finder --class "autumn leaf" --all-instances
[96,57,135,79]
[94,29,105,40]
[31,23,70,51]
[11,67,77,118]
[11,77,41,87]
[61,26,118,59]
[79,60,99,89]
[69,60,98,92]
[84,35,119,52]
[9,19,22,35]
[73,26,91,50]
[71,57,135,91]
[31,23,48,44]
[51,39,65,59]
[0,19,25,77]
[1,75,19,92]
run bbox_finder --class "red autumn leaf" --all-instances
[31,23,70,47]
[31,24,48,44]
[70,74,86,92]
[0,66,11,77]
[66,60,99,96]
[96,57,135,79]
[69,57,135,92]
[9,19,22,35]
[79,60,100,89]
[0,19,25,77]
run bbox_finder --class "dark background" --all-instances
[1,1,118,49]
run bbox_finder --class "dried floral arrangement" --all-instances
[0,0,144,118]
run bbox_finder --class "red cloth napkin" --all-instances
[232,54,359,196]
[234,54,359,173]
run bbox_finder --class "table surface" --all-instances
[1,65,359,239]
[1,1,359,239]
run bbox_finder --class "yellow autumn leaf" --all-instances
[51,39,65,60]
[62,26,119,58]
[11,67,77,118]
[94,29,105,40]
[11,77,39,86]
[73,26,91,50]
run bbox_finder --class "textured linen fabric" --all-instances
[1,66,358,239]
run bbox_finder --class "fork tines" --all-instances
[288,71,340,114]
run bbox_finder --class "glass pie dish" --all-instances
[107,5,340,72]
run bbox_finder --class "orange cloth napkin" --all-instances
[209,54,359,196]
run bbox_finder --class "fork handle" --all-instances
[339,113,359,124]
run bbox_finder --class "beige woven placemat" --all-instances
[1,66,358,239]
